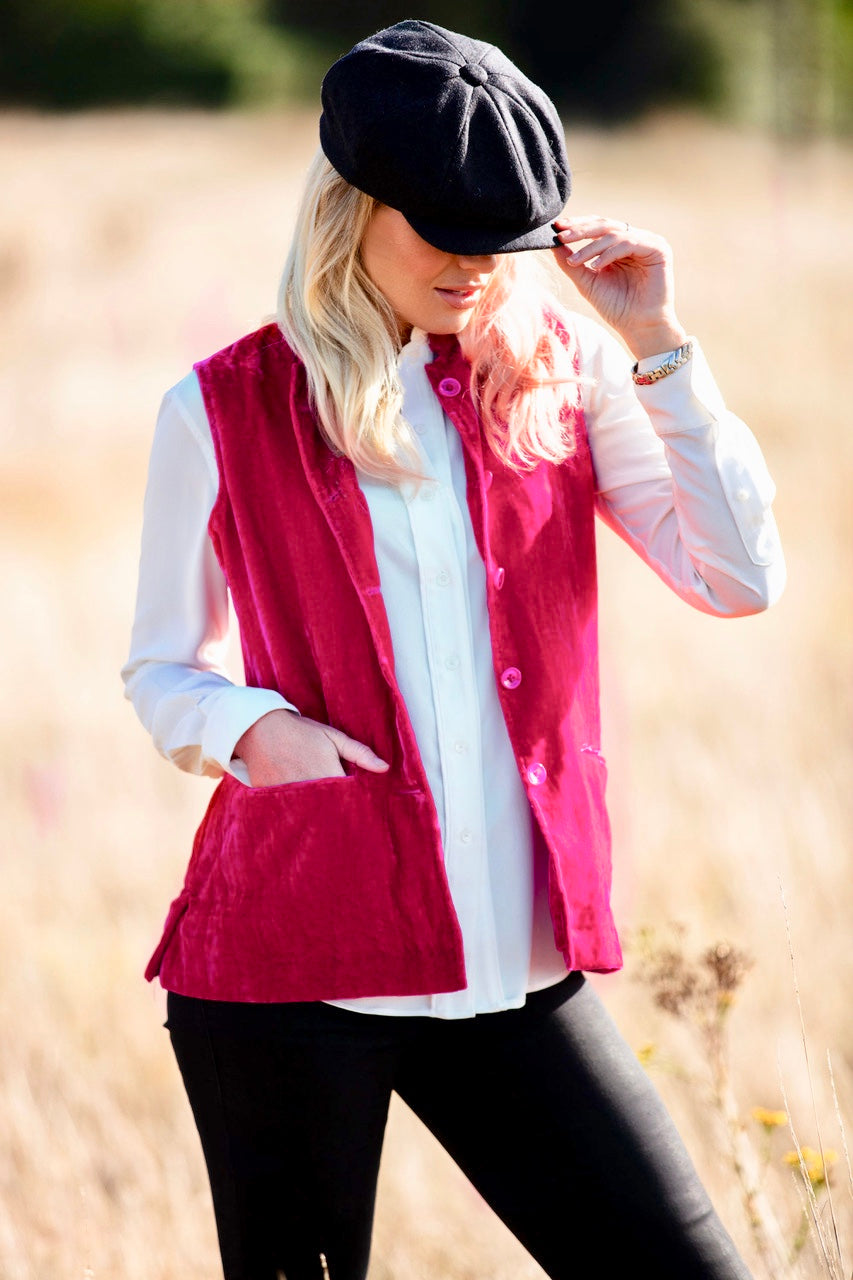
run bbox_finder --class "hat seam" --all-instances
[489,93,536,223]
[377,47,459,68]
[428,62,534,234]
[412,20,493,65]
[428,83,481,233]
[489,74,570,181]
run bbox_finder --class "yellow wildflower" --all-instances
[750,1106,788,1131]
[784,1146,839,1188]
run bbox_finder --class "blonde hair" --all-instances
[277,150,579,483]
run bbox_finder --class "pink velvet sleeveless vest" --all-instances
[145,323,622,1001]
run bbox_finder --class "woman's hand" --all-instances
[552,216,688,360]
[233,709,389,788]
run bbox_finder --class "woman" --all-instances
[123,20,784,1280]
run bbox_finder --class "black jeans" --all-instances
[167,973,752,1280]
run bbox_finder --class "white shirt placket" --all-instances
[405,381,504,1016]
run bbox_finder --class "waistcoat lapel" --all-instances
[286,360,398,690]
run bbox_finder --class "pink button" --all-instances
[494,566,505,590]
[526,762,547,786]
[484,470,494,490]
[500,666,522,689]
[438,377,461,397]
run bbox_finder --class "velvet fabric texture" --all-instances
[145,324,621,1002]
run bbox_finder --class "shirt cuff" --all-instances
[201,686,299,780]
[633,338,728,435]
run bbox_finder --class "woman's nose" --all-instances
[457,253,498,273]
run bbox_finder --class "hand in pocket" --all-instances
[233,709,389,788]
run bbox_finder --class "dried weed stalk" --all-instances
[634,917,853,1280]
[633,926,793,1279]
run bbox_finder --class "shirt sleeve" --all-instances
[121,371,297,781]
[575,314,786,616]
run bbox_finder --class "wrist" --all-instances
[632,339,693,385]
[621,317,689,362]
[233,706,298,763]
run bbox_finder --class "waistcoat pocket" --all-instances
[160,765,466,1000]
[237,767,358,798]
[185,769,389,911]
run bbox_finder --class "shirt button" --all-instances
[435,570,451,587]
[735,487,750,501]
[438,377,461,397]
[483,470,494,491]
[459,828,473,844]
[445,653,461,670]
[527,762,547,786]
[453,740,467,754]
[500,666,522,689]
[493,566,505,590]
[421,486,437,502]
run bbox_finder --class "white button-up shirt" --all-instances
[122,316,785,1018]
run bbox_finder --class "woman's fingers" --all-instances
[552,216,629,252]
[322,725,390,773]
[567,238,644,271]
[234,709,389,786]
[550,213,684,357]
[553,214,638,239]
[553,218,667,267]
[559,231,622,267]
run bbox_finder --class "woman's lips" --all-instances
[435,286,482,310]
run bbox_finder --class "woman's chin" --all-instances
[395,306,475,340]
[426,312,475,337]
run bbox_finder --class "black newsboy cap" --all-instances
[319,20,571,255]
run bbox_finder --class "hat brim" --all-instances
[403,213,563,256]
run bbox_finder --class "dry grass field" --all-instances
[1,107,851,1279]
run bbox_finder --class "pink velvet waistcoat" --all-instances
[145,323,622,1001]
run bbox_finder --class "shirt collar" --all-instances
[397,327,432,372]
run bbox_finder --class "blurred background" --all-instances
[1,3,852,1278]
[2,0,853,132]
